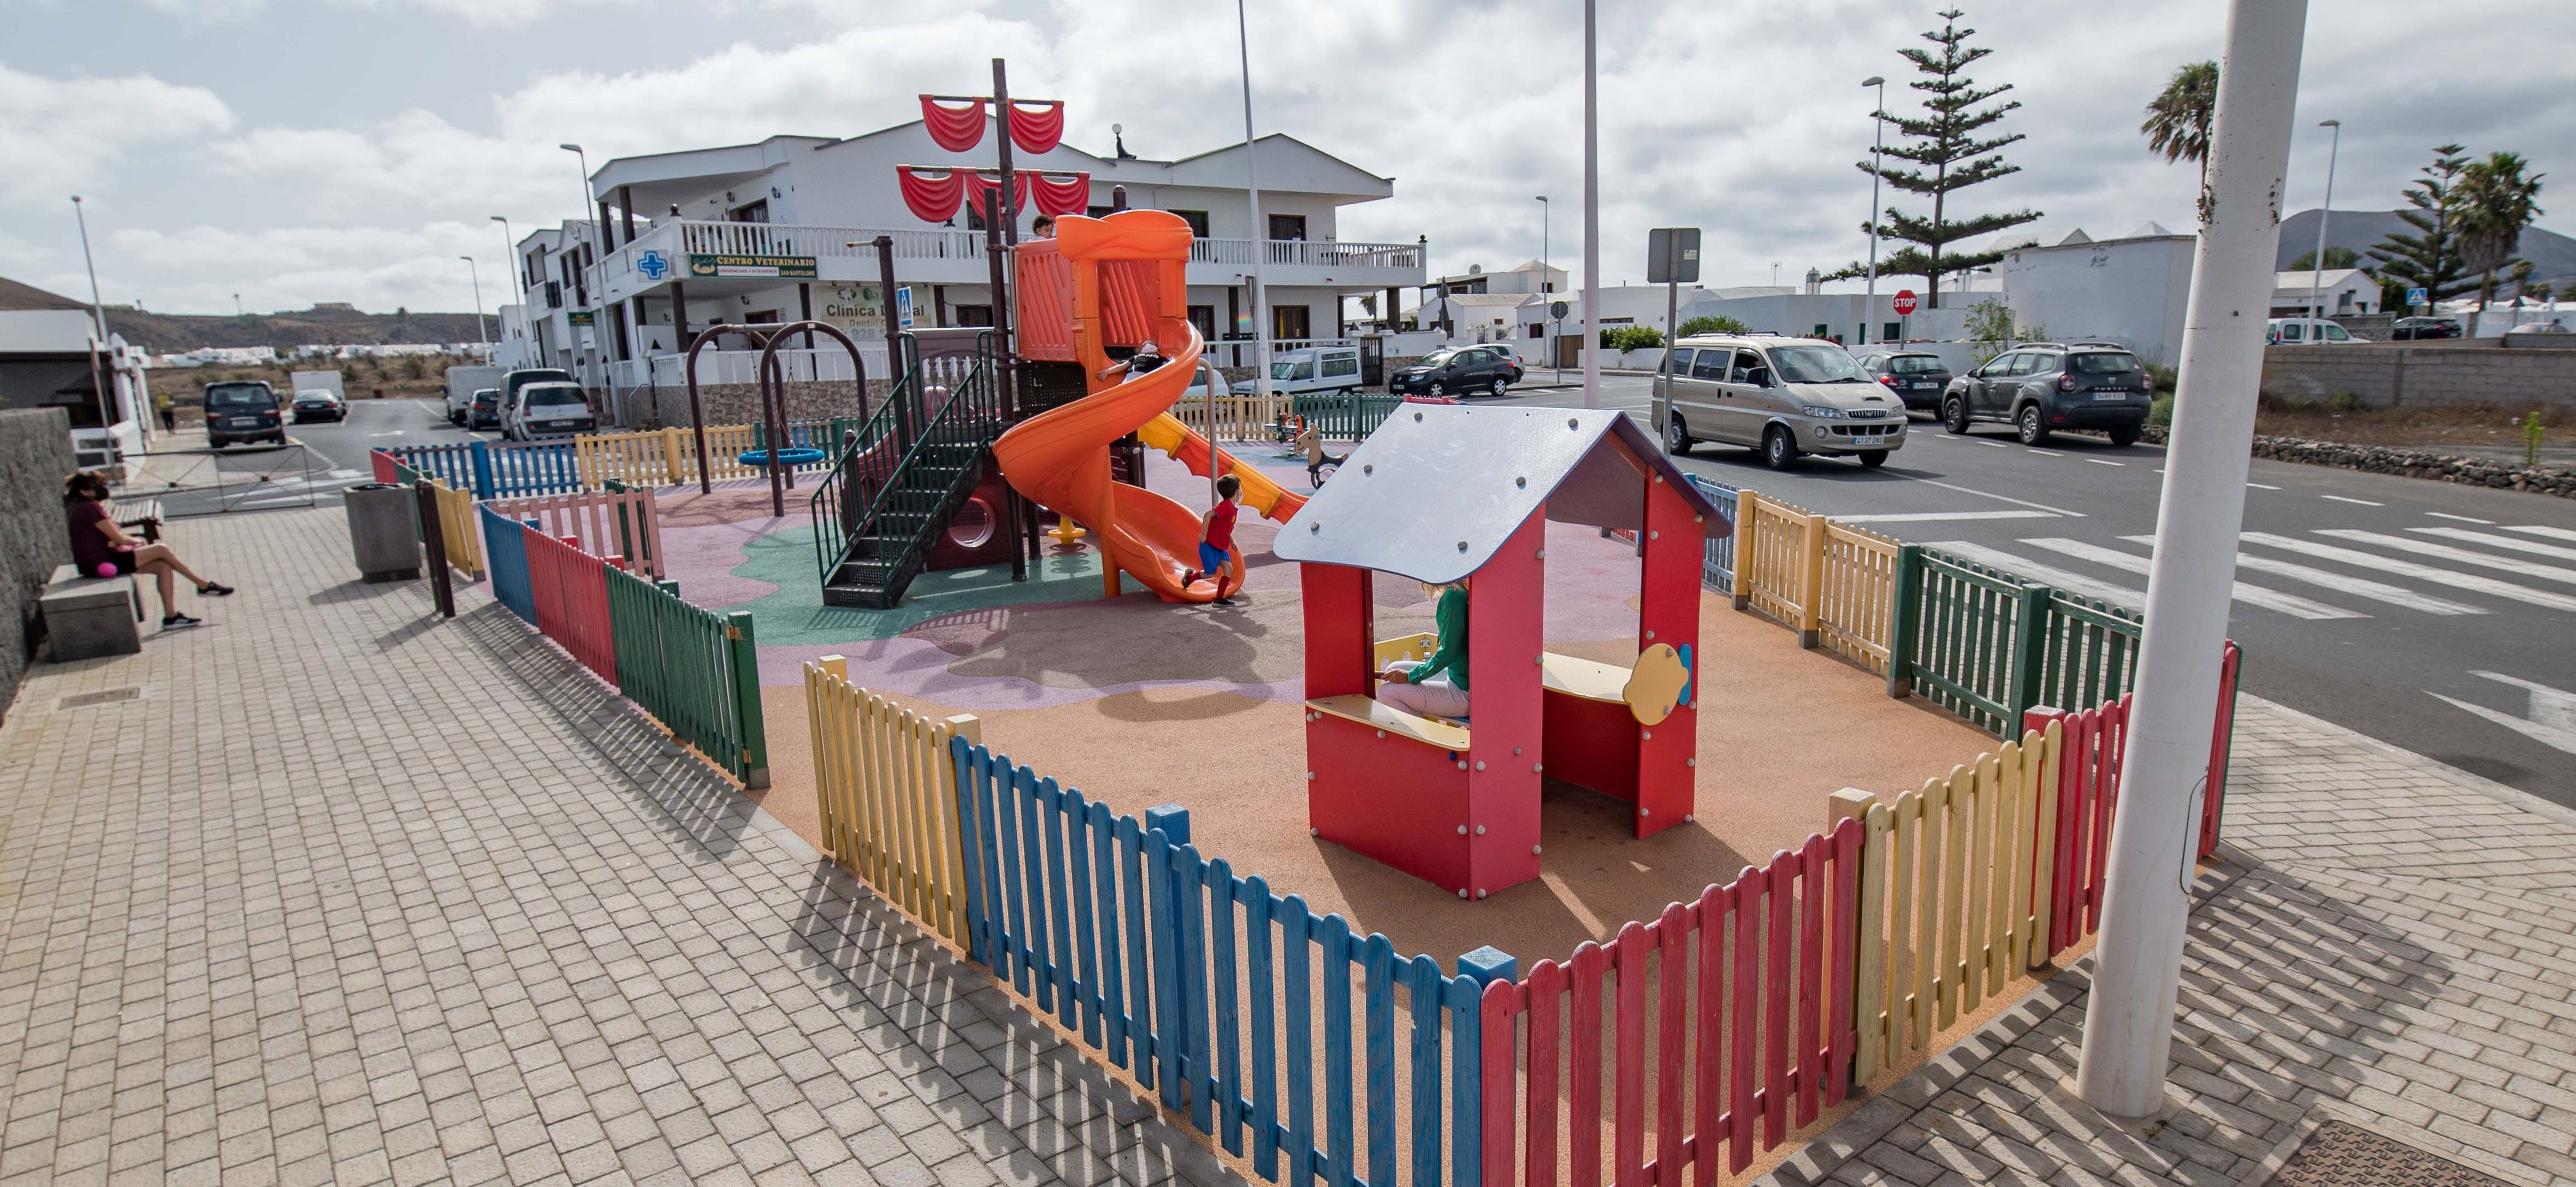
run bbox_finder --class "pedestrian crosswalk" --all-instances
[1924,518,2576,622]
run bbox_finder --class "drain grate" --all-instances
[57,687,140,709]
[2270,1121,2510,1187]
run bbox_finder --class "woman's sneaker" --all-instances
[197,582,235,597]
[162,613,203,630]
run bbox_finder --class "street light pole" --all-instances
[461,257,490,344]
[2076,0,2308,1120]
[1862,75,1887,346]
[1538,194,1558,383]
[559,144,596,385]
[70,196,120,443]
[2306,119,2341,323]
[490,215,522,363]
[1235,0,1274,403]
[1580,0,1599,410]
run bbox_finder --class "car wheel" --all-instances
[1858,450,1890,468]
[1762,425,1799,470]
[1428,381,1446,398]
[1488,379,1507,398]
[1943,396,1970,434]
[2107,424,2141,447]
[2016,404,2051,446]
[1664,415,1693,456]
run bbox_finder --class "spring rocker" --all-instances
[1272,406,1726,899]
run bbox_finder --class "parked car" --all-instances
[1852,350,1955,411]
[2389,316,2464,340]
[1268,346,1364,396]
[289,387,346,423]
[1651,334,1908,469]
[1387,345,1521,397]
[1941,342,2152,446]
[502,382,596,440]
[499,366,577,412]
[2266,317,2359,345]
[202,380,286,448]
[467,388,504,430]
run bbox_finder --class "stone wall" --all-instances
[0,409,76,718]
[2136,423,2574,499]
[648,379,895,430]
[2261,342,2576,411]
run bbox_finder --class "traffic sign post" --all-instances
[2406,286,2429,312]
[1648,229,1700,435]
[1550,299,1571,383]
[1893,289,1919,317]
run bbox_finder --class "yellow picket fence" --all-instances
[1730,489,1900,672]
[1169,392,1291,444]
[804,658,981,944]
[1833,718,2062,1083]
[429,480,483,577]
[576,427,697,488]
[1733,490,1817,634]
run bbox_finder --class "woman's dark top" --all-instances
[67,500,116,574]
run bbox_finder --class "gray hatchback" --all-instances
[1853,350,1953,411]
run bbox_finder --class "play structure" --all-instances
[993,210,1309,603]
[1273,405,1726,898]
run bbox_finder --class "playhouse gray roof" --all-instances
[1274,405,1727,584]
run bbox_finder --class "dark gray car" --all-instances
[1853,351,1952,411]
[1942,344,2152,446]
[1388,346,1521,397]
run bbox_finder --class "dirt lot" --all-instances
[2254,397,2575,467]
[148,355,472,420]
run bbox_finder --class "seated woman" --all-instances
[64,471,233,630]
[1376,580,1468,719]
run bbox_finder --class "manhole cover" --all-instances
[58,687,140,709]
[2270,1121,2510,1186]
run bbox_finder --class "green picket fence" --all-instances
[605,566,770,788]
[1290,392,1402,441]
[1887,544,2146,735]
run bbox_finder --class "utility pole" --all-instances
[71,196,120,444]
[1862,75,1887,346]
[1235,0,1274,403]
[2076,0,2308,1120]
[1580,0,1600,410]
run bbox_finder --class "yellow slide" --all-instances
[1132,414,1309,522]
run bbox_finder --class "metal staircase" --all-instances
[810,332,1010,609]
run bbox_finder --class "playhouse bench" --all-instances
[1304,694,1472,751]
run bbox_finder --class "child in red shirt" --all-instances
[1181,474,1242,606]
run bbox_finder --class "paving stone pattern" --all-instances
[1756,696,2576,1187]
[0,508,1241,1186]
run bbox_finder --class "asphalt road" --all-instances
[1501,375,2576,811]
[152,399,485,517]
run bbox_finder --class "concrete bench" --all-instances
[42,563,144,661]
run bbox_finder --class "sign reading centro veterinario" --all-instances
[685,253,818,279]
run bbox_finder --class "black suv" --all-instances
[2389,316,2463,340]
[1941,343,2152,446]
[1853,350,1953,411]
[1388,345,1522,397]
[203,380,286,447]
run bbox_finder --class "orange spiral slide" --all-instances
[992,211,1304,604]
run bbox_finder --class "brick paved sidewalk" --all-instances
[0,508,1242,1187]
[1758,695,2576,1187]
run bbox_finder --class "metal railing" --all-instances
[810,332,1007,603]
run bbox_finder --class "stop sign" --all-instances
[1892,290,1920,316]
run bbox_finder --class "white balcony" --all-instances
[591,219,1424,305]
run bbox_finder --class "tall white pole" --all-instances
[70,196,123,441]
[1580,0,1599,410]
[2306,119,2340,322]
[1236,0,1273,406]
[1539,195,1558,384]
[2076,0,2307,1120]
[461,257,490,344]
[1862,77,1886,346]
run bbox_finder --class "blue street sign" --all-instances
[896,285,915,329]
[2406,286,2428,307]
[636,250,671,281]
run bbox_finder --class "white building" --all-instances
[1,277,151,464]
[552,117,1426,412]
[1987,227,2198,366]
[2270,268,2377,319]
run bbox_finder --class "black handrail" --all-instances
[808,331,1008,602]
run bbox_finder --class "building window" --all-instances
[1884,322,1901,341]
[1170,209,1211,238]
[1087,205,1115,218]
[955,305,994,327]
[1272,304,1311,341]
[1268,214,1307,241]
[1187,305,1216,341]
[729,199,769,223]
[744,310,779,324]
[1528,324,1544,339]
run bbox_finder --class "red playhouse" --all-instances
[1274,406,1728,899]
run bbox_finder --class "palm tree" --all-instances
[2453,151,2545,335]
[2141,61,2219,189]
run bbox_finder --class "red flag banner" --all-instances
[919,95,988,152]
[1028,172,1091,217]
[896,166,967,223]
[1006,99,1065,155]
[962,170,1028,219]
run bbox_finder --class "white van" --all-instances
[1268,346,1364,396]
[2266,317,2359,345]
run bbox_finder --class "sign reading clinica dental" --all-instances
[685,253,819,279]
[821,283,885,330]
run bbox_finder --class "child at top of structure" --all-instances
[1375,581,1469,720]
[1179,474,1242,607]
[1293,424,1345,488]
[1032,215,1056,239]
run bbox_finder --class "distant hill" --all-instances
[99,302,489,353]
[2278,209,2576,292]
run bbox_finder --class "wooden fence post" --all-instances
[1886,544,1923,699]
[726,610,769,789]
[1829,788,1886,1084]
[1732,491,1759,611]
[662,426,689,485]
[1798,513,1827,648]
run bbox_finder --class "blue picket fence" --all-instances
[1687,474,1739,594]
[950,741,1496,1187]
[392,440,583,500]
[479,503,535,622]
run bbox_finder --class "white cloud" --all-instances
[107,222,507,315]
[0,63,232,204]
[134,0,621,29]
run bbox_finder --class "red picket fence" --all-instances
[370,448,400,483]
[525,528,619,683]
[489,488,667,580]
[1478,817,1865,1187]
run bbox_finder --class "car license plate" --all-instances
[2093,392,2126,401]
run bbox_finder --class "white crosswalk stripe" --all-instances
[2022,538,2362,620]
[2115,535,2485,616]
[1925,541,2146,609]
[2507,525,2576,544]
[2429,672,2576,755]
[2317,529,2576,587]
[2410,527,2576,564]
[2240,532,2576,612]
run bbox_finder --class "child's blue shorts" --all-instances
[1198,542,1230,574]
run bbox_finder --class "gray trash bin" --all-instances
[345,483,421,582]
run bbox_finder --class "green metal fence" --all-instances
[604,566,770,788]
[1292,392,1402,441]
[1887,544,2148,736]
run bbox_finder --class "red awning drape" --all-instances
[1006,100,1065,155]
[919,95,988,152]
[962,171,1028,219]
[896,167,967,223]
[1028,172,1091,217]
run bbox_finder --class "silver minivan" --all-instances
[1651,335,1908,469]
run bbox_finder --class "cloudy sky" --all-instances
[5,0,2571,317]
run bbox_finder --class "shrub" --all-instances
[1600,326,1663,351]
[2327,391,2364,412]
[1677,315,1749,337]
[2144,362,2177,393]
[2149,394,2175,427]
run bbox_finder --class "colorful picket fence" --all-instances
[524,529,619,683]
[489,489,665,580]
[804,662,981,944]
[478,504,536,622]
[386,440,583,499]
[429,480,483,578]
[606,566,768,786]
